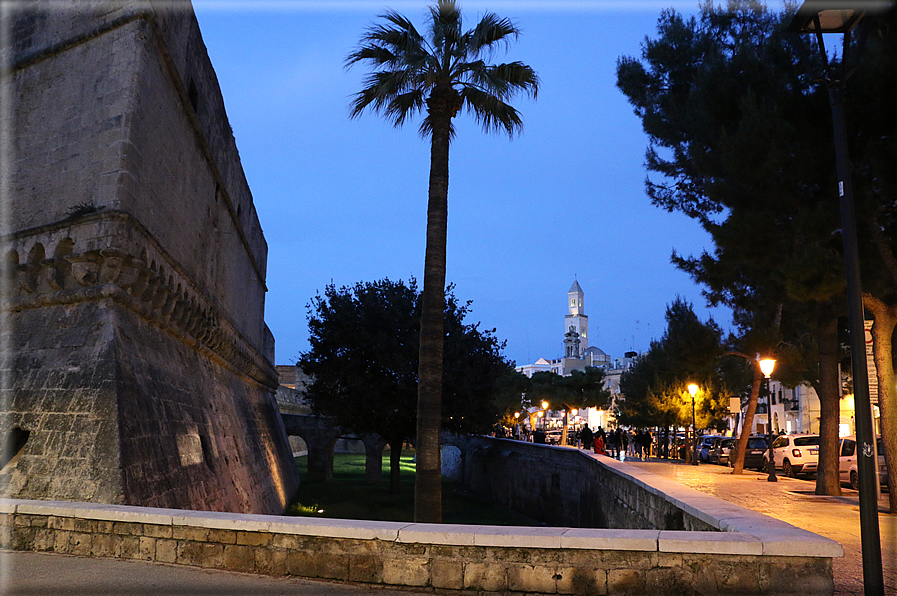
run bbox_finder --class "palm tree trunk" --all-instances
[414,108,452,523]
[815,316,842,496]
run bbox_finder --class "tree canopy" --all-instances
[298,278,515,493]
[617,297,745,432]
[615,0,897,497]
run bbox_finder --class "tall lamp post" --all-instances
[688,384,699,465]
[759,358,777,483]
[787,3,887,593]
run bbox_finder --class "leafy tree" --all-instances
[298,278,515,494]
[617,298,739,457]
[347,0,538,522]
[614,0,894,495]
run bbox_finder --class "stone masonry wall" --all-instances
[450,436,716,531]
[0,499,838,595]
[1,2,298,512]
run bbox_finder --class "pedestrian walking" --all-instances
[580,426,593,452]
[606,428,618,458]
[619,429,628,461]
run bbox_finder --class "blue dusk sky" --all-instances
[192,0,752,367]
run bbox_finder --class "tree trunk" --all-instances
[732,365,763,475]
[414,98,454,523]
[815,316,842,496]
[864,294,897,513]
[388,438,405,495]
[361,433,387,485]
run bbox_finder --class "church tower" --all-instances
[565,279,589,352]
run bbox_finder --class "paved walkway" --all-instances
[0,550,420,595]
[622,456,897,595]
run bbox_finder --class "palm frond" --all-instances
[461,13,519,58]
[350,70,417,119]
[460,87,524,138]
[385,90,427,128]
[462,61,539,100]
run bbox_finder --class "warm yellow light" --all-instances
[688,384,698,397]
[537,411,544,418]
[541,401,549,410]
[514,411,520,419]
[570,408,578,416]
[759,358,776,378]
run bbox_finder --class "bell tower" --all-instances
[565,279,589,351]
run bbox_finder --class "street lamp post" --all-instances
[759,358,777,482]
[787,4,888,593]
[688,384,699,466]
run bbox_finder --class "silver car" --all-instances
[839,435,888,490]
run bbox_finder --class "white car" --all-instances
[771,434,819,477]
[839,435,888,490]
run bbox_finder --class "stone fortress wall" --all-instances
[1,1,299,513]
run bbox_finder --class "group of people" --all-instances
[580,426,653,461]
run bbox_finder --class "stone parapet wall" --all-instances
[0,499,837,595]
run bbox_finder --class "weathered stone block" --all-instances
[224,544,256,573]
[607,568,645,595]
[91,533,122,557]
[177,541,225,569]
[69,532,93,556]
[430,558,463,590]
[464,561,508,591]
[236,530,271,546]
[286,550,317,577]
[349,554,383,584]
[112,521,143,536]
[565,566,607,596]
[138,536,156,560]
[142,524,172,539]
[155,538,177,563]
[383,556,429,587]
[271,533,302,550]
[255,548,287,577]
[208,529,236,544]
[508,564,558,594]
[173,526,208,542]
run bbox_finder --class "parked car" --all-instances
[728,436,770,471]
[771,434,820,477]
[709,437,736,465]
[544,430,563,445]
[839,435,889,490]
[698,435,724,463]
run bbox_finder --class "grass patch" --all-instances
[286,450,540,526]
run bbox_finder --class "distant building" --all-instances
[516,280,624,431]
[516,280,611,379]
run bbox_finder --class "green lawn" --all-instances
[286,450,540,526]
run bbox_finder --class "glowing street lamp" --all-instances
[688,384,699,465]
[758,358,777,482]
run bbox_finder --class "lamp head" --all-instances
[541,401,549,410]
[759,358,777,378]
[688,384,699,397]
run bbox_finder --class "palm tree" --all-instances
[346,0,538,522]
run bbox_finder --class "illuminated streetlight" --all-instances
[688,384,699,466]
[758,358,777,482]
